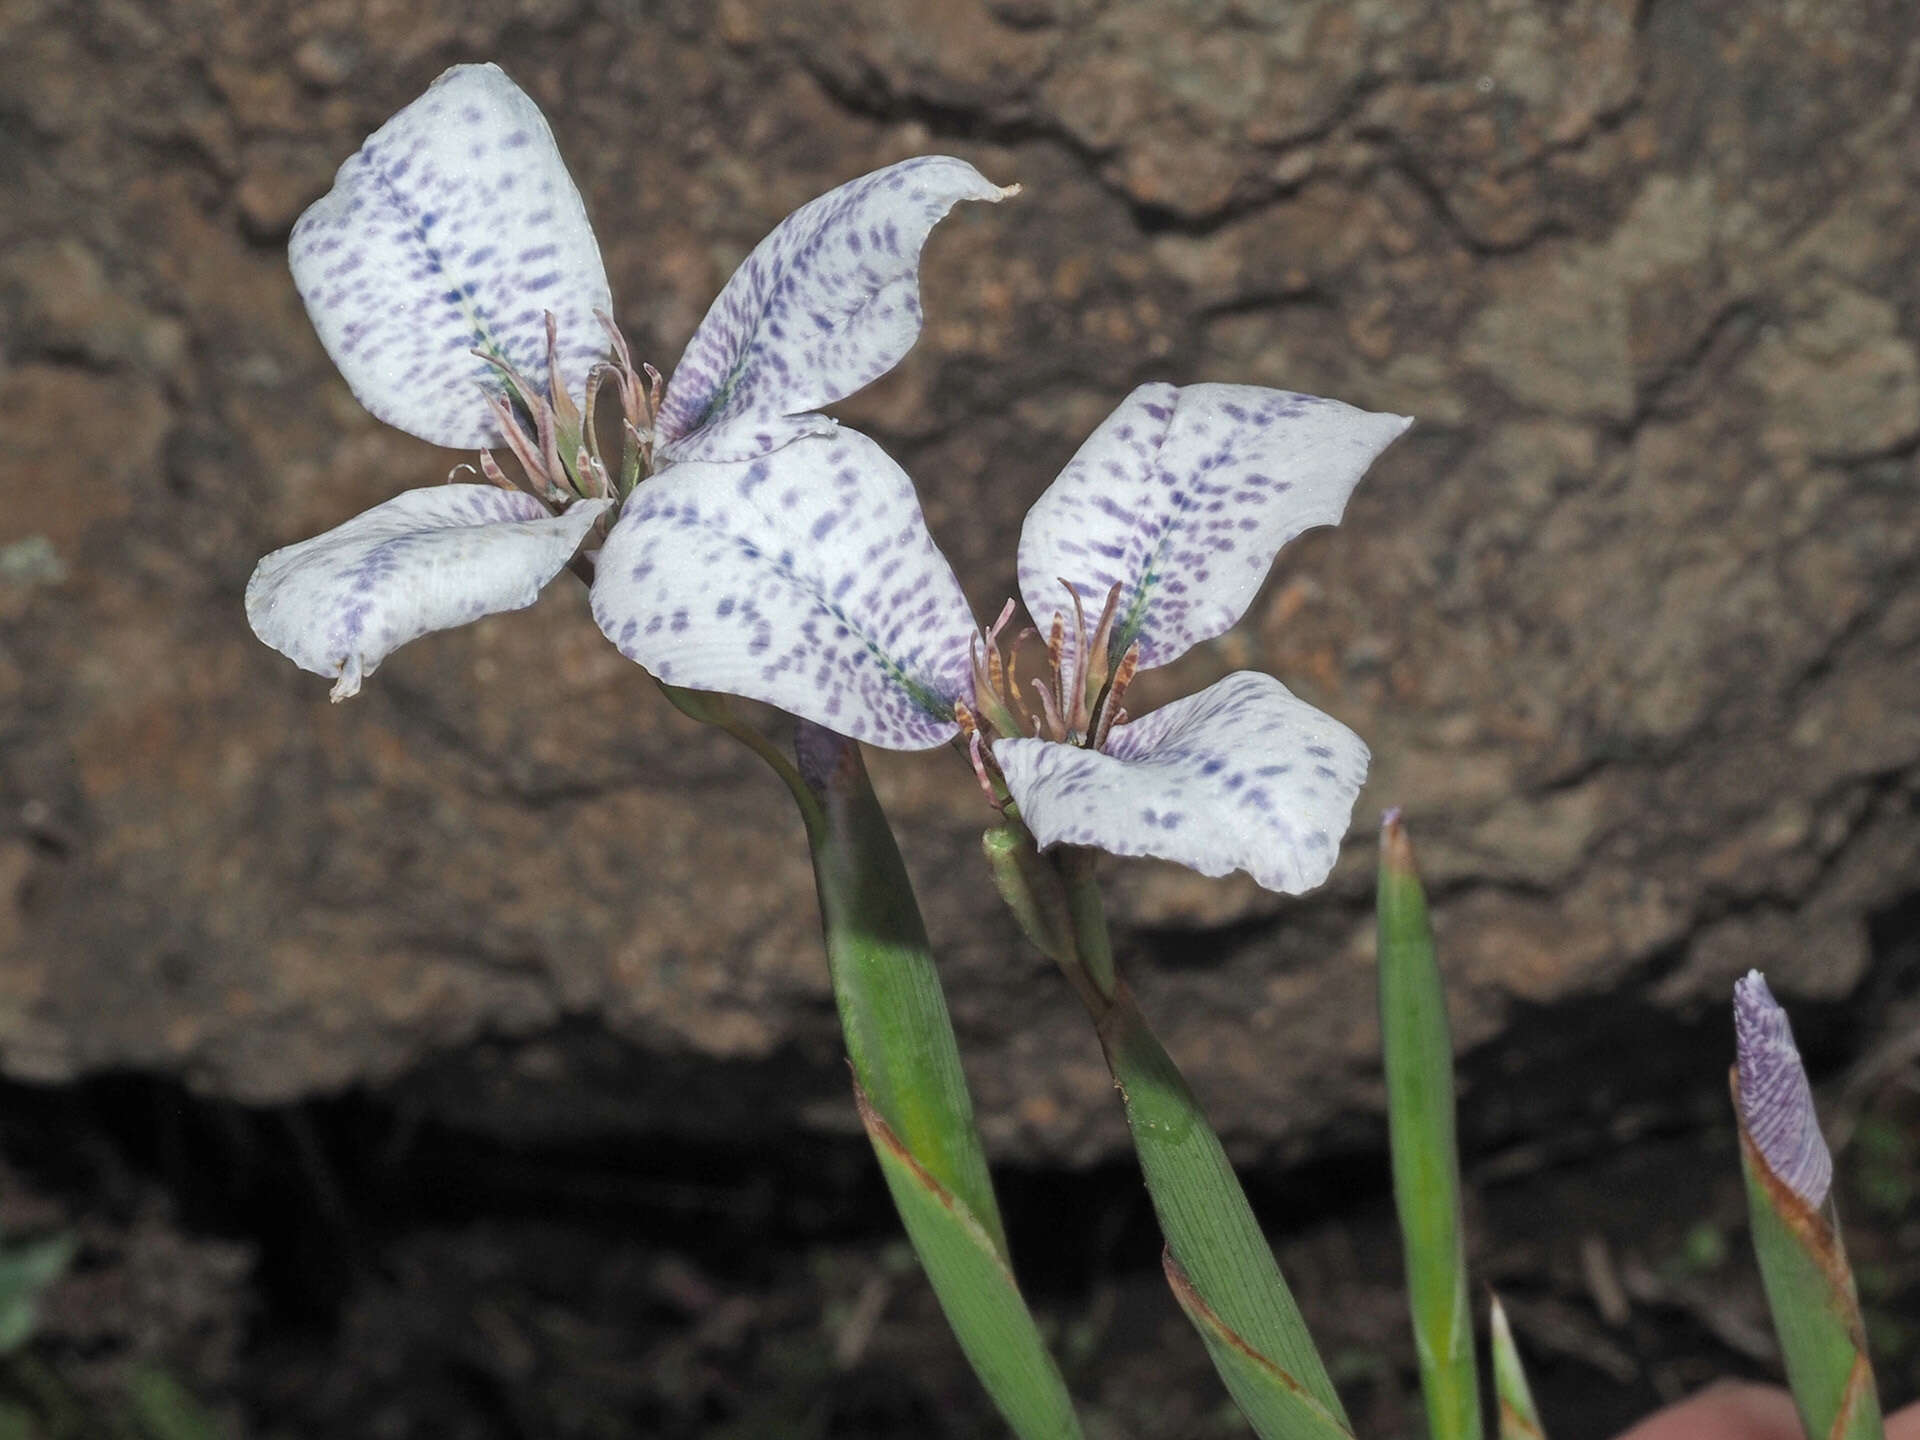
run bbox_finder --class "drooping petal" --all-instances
[289,63,612,448]
[1017,383,1411,672]
[590,431,977,749]
[247,486,610,700]
[995,670,1369,894]
[1733,970,1833,1209]
[653,157,1016,464]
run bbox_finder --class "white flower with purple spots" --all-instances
[598,381,1410,893]
[247,62,1014,700]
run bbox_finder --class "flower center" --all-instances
[958,582,1139,751]
[473,309,662,512]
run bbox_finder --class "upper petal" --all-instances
[589,431,977,749]
[995,670,1369,894]
[1017,383,1411,672]
[289,63,612,448]
[653,157,1015,464]
[246,485,609,700]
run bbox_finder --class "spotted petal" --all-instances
[247,486,610,701]
[290,63,612,448]
[653,157,1015,464]
[590,431,976,748]
[995,671,1369,894]
[1017,383,1411,672]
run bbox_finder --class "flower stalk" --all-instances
[988,821,1351,1439]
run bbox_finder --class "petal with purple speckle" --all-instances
[290,63,612,448]
[590,431,977,749]
[654,157,1016,464]
[995,671,1370,894]
[246,486,610,700]
[1734,970,1833,1210]
[1017,383,1411,673]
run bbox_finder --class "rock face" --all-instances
[2,0,1918,1164]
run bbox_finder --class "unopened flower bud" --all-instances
[1734,970,1832,1209]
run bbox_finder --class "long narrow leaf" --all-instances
[1739,1116,1883,1440]
[859,1088,1083,1440]
[798,724,1007,1252]
[797,724,1083,1438]
[1099,981,1353,1439]
[1378,813,1482,1440]
[1489,1293,1546,1440]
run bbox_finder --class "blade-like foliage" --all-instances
[796,727,1083,1439]
[1378,813,1483,1440]
[1490,1293,1547,1440]
[1100,984,1352,1439]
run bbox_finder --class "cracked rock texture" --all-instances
[3,0,1918,1164]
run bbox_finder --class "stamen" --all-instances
[643,363,666,425]
[984,597,1017,650]
[966,730,1000,807]
[1090,641,1140,750]
[473,346,544,416]
[1085,581,1125,700]
[475,450,518,493]
[481,390,565,503]
[967,636,995,709]
[984,630,1007,702]
[580,363,612,485]
[1031,678,1066,742]
[1061,580,1090,734]
[542,312,582,434]
[576,444,608,499]
[1044,612,1067,732]
[1108,641,1140,707]
[1005,630,1036,734]
[596,309,634,373]
[533,391,567,496]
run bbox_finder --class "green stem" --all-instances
[1058,848,1118,1004]
[1041,839,1350,1439]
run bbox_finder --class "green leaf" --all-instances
[858,1088,1083,1440]
[1164,1252,1353,1440]
[1489,1292,1546,1440]
[798,726,1007,1255]
[797,725,1083,1439]
[1377,814,1482,1440]
[126,1368,227,1440]
[0,1233,74,1355]
[1739,1111,1884,1440]
[1099,984,1352,1439]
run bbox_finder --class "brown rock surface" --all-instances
[2,0,1918,1171]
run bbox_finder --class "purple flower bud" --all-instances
[1733,970,1832,1209]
